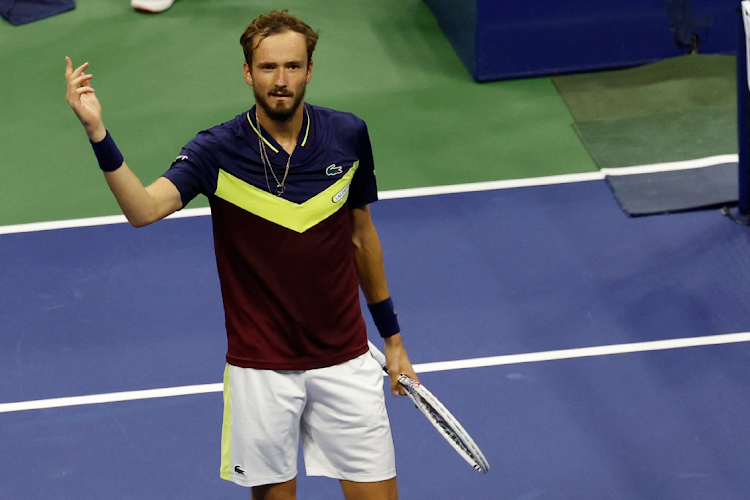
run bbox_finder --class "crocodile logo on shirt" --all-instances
[326,164,343,176]
[234,465,246,476]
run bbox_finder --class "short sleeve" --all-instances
[348,121,379,209]
[161,133,219,208]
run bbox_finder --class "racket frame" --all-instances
[368,341,490,474]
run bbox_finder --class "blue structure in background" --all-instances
[736,2,750,218]
[424,0,738,81]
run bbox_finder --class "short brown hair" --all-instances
[240,10,319,66]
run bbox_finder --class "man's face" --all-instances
[244,30,313,122]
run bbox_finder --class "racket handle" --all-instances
[367,340,388,372]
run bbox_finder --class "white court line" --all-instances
[599,154,738,177]
[2,332,749,414]
[415,331,750,373]
[0,154,737,235]
[378,171,603,199]
[0,207,212,236]
[0,384,223,414]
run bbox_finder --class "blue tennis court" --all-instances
[3,179,750,499]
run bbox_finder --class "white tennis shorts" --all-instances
[220,352,396,488]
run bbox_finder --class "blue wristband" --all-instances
[368,297,400,338]
[90,130,124,172]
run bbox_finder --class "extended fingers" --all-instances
[65,58,90,83]
[71,72,94,88]
[65,63,95,106]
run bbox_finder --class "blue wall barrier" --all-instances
[425,0,738,81]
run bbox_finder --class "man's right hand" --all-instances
[65,57,106,142]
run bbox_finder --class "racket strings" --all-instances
[403,383,474,457]
[367,341,489,473]
[400,376,489,473]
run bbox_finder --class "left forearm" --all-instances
[350,206,418,390]
[351,209,390,304]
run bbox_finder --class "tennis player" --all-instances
[64,9,417,500]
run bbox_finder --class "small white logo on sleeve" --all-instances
[175,155,189,162]
[332,181,352,203]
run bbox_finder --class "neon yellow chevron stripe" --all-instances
[219,364,232,481]
[215,162,359,233]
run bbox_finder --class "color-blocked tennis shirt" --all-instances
[162,104,377,370]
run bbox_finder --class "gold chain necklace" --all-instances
[256,110,295,197]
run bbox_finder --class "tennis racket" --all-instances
[368,341,490,474]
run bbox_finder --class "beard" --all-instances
[254,85,306,122]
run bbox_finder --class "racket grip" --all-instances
[367,340,388,371]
